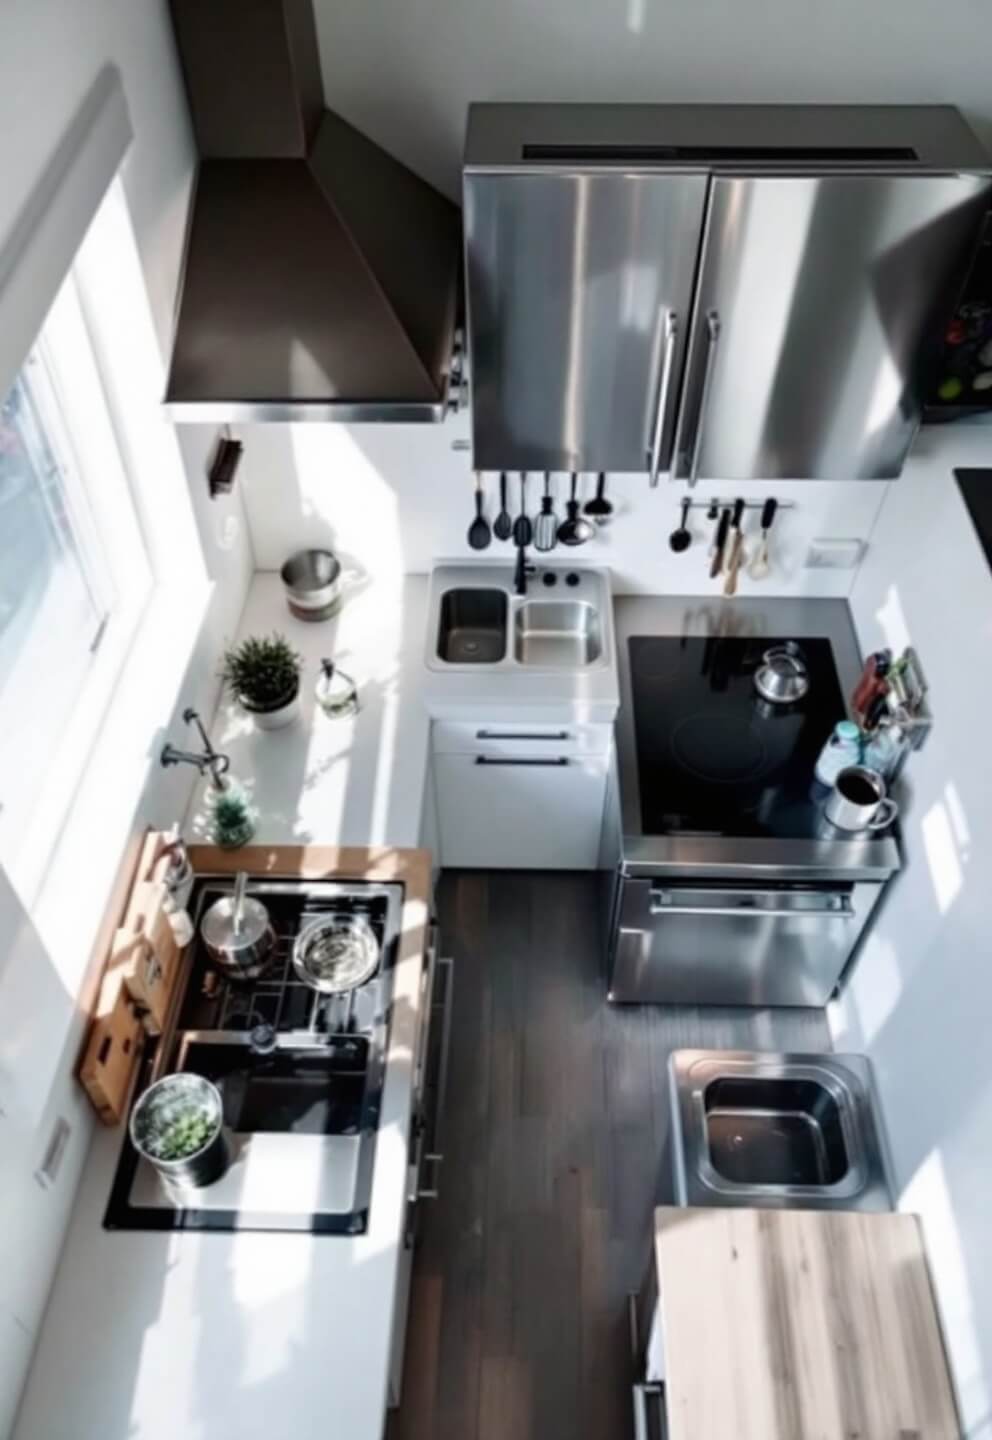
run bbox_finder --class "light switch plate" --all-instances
[805,538,866,570]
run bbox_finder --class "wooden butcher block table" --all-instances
[653,1206,959,1440]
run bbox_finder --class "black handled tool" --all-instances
[710,506,731,578]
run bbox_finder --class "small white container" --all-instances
[815,720,862,787]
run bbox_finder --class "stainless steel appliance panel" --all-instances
[609,879,883,1006]
[464,171,708,472]
[674,173,990,481]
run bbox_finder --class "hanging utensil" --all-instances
[201,872,276,980]
[558,473,596,546]
[583,472,613,525]
[534,472,558,552]
[709,506,731,579]
[669,498,692,553]
[748,497,777,580]
[723,498,747,597]
[513,472,533,548]
[493,471,513,542]
[467,471,491,550]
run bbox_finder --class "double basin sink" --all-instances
[670,1050,891,1212]
[432,566,608,670]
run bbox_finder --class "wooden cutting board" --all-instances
[78,828,189,1124]
[653,1206,960,1440]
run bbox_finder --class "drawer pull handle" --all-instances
[475,756,569,767]
[475,730,572,741]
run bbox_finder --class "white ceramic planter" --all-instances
[242,689,301,731]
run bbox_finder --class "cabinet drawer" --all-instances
[434,752,608,869]
[432,719,612,758]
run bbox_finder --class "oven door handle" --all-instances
[649,893,854,920]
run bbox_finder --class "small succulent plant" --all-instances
[221,633,301,711]
[210,788,255,849]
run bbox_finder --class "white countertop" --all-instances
[187,571,432,848]
[13,574,435,1440]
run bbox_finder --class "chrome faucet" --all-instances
[161,708,230,789]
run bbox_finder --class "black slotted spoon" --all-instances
[467,471,491,550]
[493,472,513,542]
[513,472,532,547]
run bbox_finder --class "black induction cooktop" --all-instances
[629,635,846,839]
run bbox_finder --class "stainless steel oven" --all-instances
[608,877,885,1006]
[606,596,903,1009]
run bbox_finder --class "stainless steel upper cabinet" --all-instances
[673,173,991,482]
[464,172,708,473]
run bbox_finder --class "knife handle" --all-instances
[710,507,731,578]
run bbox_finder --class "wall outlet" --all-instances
[805,538,866,570]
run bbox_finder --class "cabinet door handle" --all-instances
[632,1382,668,1440]
[687,309,721,488]
[475,729,572,741]
[648,309,679,487]
[475,756,569,767]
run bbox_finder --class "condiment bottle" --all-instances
[815,720,862,788]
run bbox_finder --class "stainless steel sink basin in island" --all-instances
[427,563,612,674]
[513,599,602,668]
[669,1049,892,1212]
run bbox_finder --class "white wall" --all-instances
[833,421,992,1438]
[238,410,889,599]
[0,4,253,1432]
[314,0,992,199]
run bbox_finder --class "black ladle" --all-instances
[467,472,491,551]
[669,498,692,553]
[493,472,513,542]
[583,472,613,524]
[513,472,532,547]
[558,473,596,546]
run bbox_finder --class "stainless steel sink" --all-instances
[513,599,602,668]
[436,588,508,664]
[670,1050,891,1211]
[703,1075,848,1187]
[428,566,612,672]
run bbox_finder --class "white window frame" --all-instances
[1,265,155,903]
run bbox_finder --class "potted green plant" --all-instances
[221,633,302,730]
[209,787,255,849]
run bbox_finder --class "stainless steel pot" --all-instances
[825,765,899,832]
[754,642,809,705]
[201,872,275,979]
[130,1073,228,1188]
[280,549,342,621]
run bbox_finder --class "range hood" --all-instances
[165,0,461,422]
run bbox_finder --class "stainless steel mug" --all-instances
[825,765,898,832]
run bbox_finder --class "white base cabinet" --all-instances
[432,720,611,869]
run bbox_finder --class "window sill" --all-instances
[24,576,213,1109]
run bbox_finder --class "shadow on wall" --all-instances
[833,579,992,1434]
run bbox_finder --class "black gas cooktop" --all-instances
[629,634,846,839]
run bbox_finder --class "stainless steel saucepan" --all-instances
[201,872,275,980]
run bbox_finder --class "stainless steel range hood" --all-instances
[165,0,461,422]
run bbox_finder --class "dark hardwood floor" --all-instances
[388,871,831,1440]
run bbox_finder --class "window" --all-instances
[0,266,152,898]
